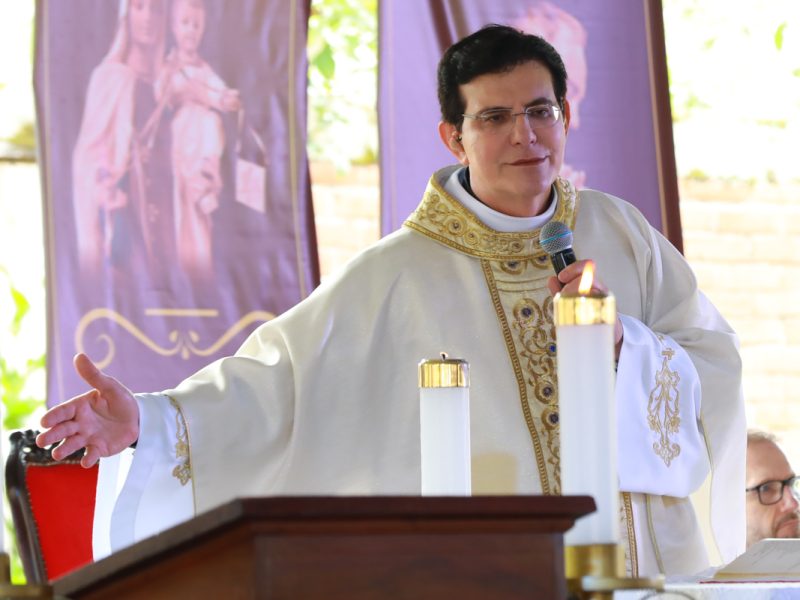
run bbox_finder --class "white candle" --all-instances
[555,286,618,546]
[419,356,471,496]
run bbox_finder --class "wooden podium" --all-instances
[55,495,594,599]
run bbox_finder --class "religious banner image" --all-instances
[378,0,680,247]
[35,0,318,404]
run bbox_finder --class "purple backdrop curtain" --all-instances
[35,0,318,406]
[378,0,681,245]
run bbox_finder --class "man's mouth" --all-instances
[509,157,546,166]
[776,514,800,536]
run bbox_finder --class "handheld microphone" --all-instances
[539,220,576,275]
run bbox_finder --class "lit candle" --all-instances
[555,263,619,545]
[419,355,471,495]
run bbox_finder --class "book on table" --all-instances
[708,539,800,583]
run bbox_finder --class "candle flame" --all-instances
[578,261,595,295]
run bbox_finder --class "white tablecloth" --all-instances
[616,579,800,599]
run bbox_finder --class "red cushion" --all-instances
[25,462,98,580]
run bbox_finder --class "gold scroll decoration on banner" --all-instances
[74,308,274,370]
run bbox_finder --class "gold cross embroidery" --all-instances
[647,343,681,467]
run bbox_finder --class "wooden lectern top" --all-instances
[56,495,595,600]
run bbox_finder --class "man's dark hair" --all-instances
[437,24,568,129]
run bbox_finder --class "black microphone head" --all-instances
[539,220,573,256]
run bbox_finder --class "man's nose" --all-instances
[510,112,537,144]
[783,487,800,510]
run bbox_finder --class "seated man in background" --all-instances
[746,430,800,547]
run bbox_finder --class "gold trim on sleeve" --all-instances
[168,395,192,486]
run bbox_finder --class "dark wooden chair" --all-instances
[5,429,98,583]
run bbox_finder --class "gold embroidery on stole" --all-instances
[168,395,192,486]
[482,259,559,493]
[621,492,639,577]
[403,172,579,495]
[404,175,577,261]
[647,337,681,466]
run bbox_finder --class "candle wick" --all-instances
[440,352,447,360]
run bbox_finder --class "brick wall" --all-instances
[310,162,381,280]
[311,162,800,464]
[680,179,800,464]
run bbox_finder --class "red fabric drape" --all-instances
[26,463,98,580]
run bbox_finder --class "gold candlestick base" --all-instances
[0,553,53,599]
[565,543,664,600]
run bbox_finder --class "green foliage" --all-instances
[1,356,44,430]
[685,168,709,182]
[670,92,710,123]
[312,42,336,83]
[0,268,43,427]
[352,145,377,166]
[755,118,787,129]
[4,121,36,154]
[0,268,44,584]
[307,0,378,167]
[774,22,786,50]
[766,169,779,185]
[7,287,29,336]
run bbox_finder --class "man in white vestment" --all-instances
[746,430,800,547]
[38,25,745,576]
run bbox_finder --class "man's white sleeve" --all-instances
[615,314,710,497]
[92,392,194,558]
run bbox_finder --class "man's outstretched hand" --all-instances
[36,353,139,468]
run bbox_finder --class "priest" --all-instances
[38,24,745,576]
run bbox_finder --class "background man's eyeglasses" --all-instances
[461,104,562,133]
[746,475,800,505]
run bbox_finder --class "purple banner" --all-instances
[378,0,679,241]
[35,0,318,406]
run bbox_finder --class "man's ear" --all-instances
[563,99,571,135]
[438,121,468,165]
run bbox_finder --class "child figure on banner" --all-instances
[156,0,241,280]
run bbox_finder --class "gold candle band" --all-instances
[554,292,616,326]
[418,355,469,388]
[565,543,664,597]
[565,543,625,582]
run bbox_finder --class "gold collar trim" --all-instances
[403,172,578,261]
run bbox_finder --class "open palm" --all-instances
[36,353,139,468]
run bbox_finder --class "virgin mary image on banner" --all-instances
[72,0,259,289]
[72,0,175,287]
[37,0,317,401]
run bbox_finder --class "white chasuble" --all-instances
[95,166,745,578]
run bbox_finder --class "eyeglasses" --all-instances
[461,104,562,133]
[746,475,800,505]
